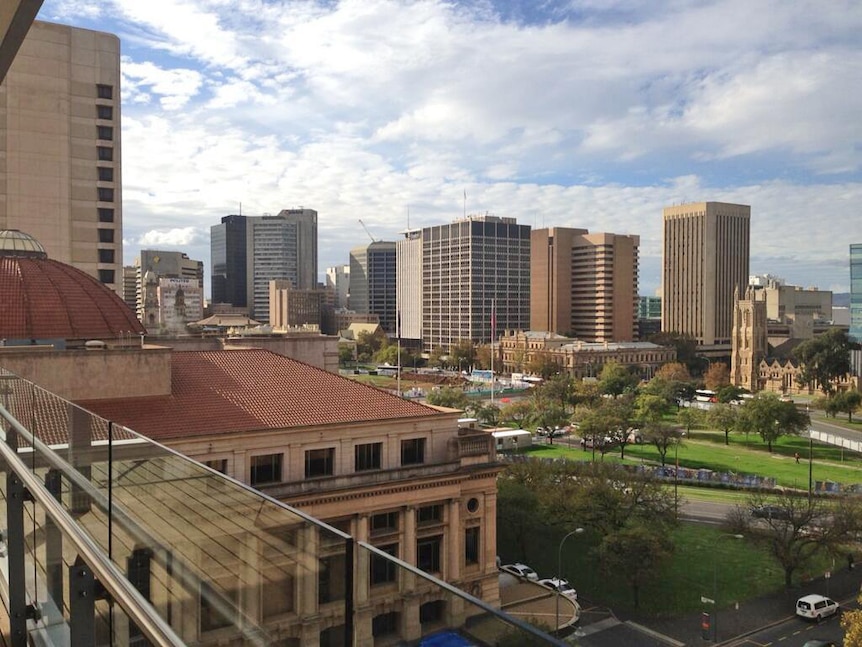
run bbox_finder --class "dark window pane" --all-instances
[97,228,114,243]
[97,125,113,141]
[354,442,381,471]
[417,504,443,525]
[465,526,480,565]
[372,611,399,638]
[96,84,113,99]
[250,453,282,485]
[96,104,113,120]
[97,146,113,161]
[370,512,398,535]
[420,600,445,625]
[97,187,114,202]
[98,269,114,284]
[401,438,425,465]
[318,554,346,604]
[370,544,398,585]
[98,208,114,223]
[417,535,442,573]
[98,249,114,263]
[98,167,114,182]
[305,448,334,478]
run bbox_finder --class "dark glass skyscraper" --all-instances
[211,215,248,308]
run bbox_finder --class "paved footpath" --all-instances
[615,566,862,646]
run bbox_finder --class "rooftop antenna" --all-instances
[463,189,467,219]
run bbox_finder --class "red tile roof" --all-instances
[0,257,144,340]
[77,349,441,440]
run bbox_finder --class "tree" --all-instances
[338,343,355,366]
[497,480,542,562]
[716,384,746,404]
[531,396,570,444]
[704,362,731,390]
[727,492,861,588]
[450,339,476,373]
[707,402,740,445]
[355,330,384,363]
[474,344,492,370]
[648,332,700,375]
[643,421,682,466]
[598,522,673,608]
[374,342,399,366]
[500,400,534,428]
[654,361,693,383]
[832,389,862,422]
[425,386,468,410]
[537,374,574,408]
[527,352,560,380]
[842,594,862,646]
[675,407,703,437]
[468,402,500,426]
[598,361,639,398]
[793,328,855,395]
[736,393,809,452]
[634,393,670,425]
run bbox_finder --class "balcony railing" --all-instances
[0,369,559,646]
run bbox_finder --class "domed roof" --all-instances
[0,230,144,341]
[0,230,48,258]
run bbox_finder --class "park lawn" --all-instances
[497,521,832,617]
[521,437,862,489]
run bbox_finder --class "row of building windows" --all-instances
[95,84,116,287]
[244,438,427,486]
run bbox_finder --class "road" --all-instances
[723,598,853,647]
[680,499,736,525]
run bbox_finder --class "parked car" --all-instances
[796,594,839,621]
[580,435,614,449]
[538,577,577,600]
[500,563,539,581]
[751,504,791,521]
[535,426,549,436]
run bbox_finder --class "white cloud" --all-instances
[33,0,862,296]
[137,227,201,247]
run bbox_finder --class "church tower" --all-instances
[731,286,768,392]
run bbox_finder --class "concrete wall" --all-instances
[0,346,172,400]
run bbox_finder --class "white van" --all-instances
[795,594,839,621]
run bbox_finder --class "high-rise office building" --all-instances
[349,241,397,334]
[211,214,248,308]
[135,250,204,322]
[531,228,639,342]
[396,229,423,342]
[662,202,750,345]
[325,264,350,309]
[423,214,530,352]
[210,209,318,323]
[851,243,862,343]
[0,21,123,294]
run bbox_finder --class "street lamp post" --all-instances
[556,527,584,634]
[711,533,743,642]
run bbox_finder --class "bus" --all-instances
[694,389,717,403]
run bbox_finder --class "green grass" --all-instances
[522,432,862,489]
[498,522,834,617]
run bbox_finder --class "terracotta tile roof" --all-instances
[0,257,144,340]
[77,349,441,440]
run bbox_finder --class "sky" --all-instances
[37,0,862,297]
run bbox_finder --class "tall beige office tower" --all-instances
[662,201,750,345]
[0,21,123,294]
[531,227,639,342]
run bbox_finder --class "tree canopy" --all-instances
[793,328,855,395]
[425,386,468,410]
[598,361,640,397]
[736,393,809,452]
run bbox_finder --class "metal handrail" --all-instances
[0,435,186,647]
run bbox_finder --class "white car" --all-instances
[538,577,577,600]
[796,594,839,621]
[500,563,539,581]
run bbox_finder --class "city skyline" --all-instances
[34,0,862,296]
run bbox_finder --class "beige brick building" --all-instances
[662,202,750,345]
[531,227,639,342]
[0,21,123,294]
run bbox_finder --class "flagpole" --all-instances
[490,298,495,404]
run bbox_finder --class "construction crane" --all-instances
[358,219,377,243]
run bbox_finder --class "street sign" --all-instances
[701,596,715,604]
[825,571,831,579]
